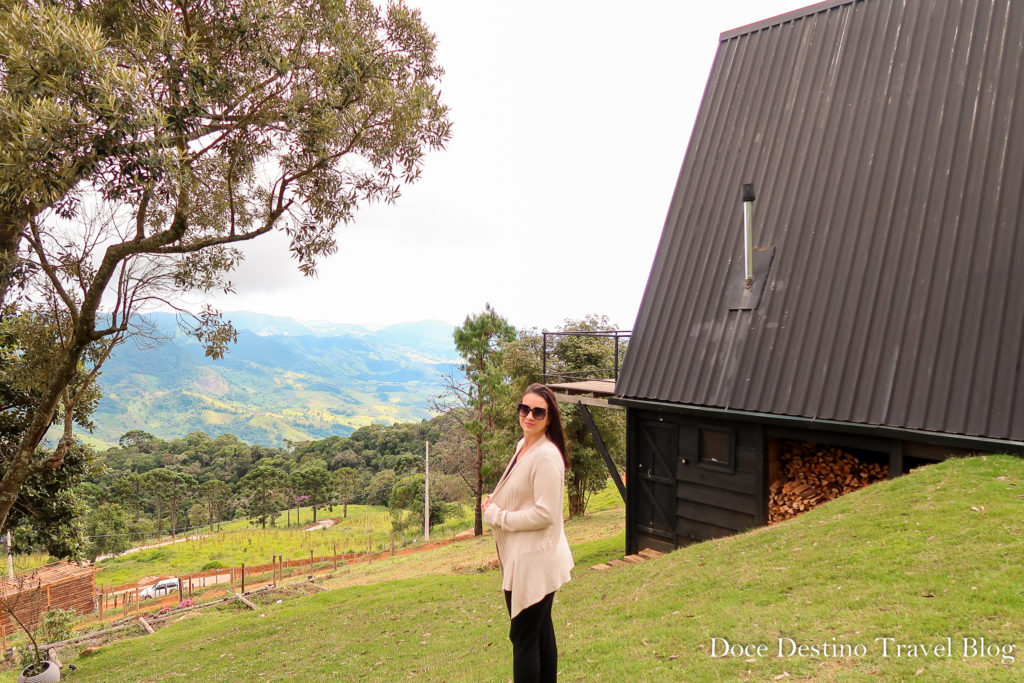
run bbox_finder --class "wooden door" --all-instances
[631,415,679,547]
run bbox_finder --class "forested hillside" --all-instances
[71,313,628,561]
[81,420,467,560]
[89,313,458,446]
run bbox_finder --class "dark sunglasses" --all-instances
[517,403,547,420]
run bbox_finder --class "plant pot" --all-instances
[16,660,60,683]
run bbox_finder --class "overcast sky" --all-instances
[199,0,806,332]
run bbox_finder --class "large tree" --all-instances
[237,464,288,529]
[0,0,451,534]
[435,305,515,535]
[291,459,330,523]
[199,479,232,528]
[84,503,130,561]
[333,466,358,519]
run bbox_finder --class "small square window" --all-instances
[698,428,734,472]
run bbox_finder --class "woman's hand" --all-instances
[482,494,502,528]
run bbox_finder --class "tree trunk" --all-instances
[0,345,82,532]
[567,481,586,517]
[474,433,483,536]
[169,496,177,538]
[0,213,27,308]
[0,229,123,532]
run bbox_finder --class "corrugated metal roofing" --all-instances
[618,0,1024,442]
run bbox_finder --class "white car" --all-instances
[140,578,179,599]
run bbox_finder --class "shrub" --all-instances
[40,608,78,643]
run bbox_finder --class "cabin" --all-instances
[0,562,96,639]
[608,0,1024,554]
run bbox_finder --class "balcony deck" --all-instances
[548,379,620,408]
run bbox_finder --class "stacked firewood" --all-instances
[768,442,887,523]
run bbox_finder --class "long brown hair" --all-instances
[524,383,569,468]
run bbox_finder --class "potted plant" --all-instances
[11,616,60,683]
[0,584,64,683]
[16,659,60,683]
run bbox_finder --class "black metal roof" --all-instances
[617,0,1024,443]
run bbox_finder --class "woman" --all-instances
[482,383,574,682]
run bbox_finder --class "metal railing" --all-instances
[541,330,631,384]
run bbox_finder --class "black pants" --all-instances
[504,590,557,682]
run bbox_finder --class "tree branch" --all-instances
[26,220,79,318]
[135,190,151,241]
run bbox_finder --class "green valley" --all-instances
[89,313,458,447]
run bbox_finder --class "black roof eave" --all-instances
[610,397,1024,456]
[719,0,857,41]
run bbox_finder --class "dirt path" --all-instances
[95,533,213,562]
[302,518,340,532]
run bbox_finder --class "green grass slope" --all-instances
[68,455,1024,681]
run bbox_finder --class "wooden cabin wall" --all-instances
[625,405,987,554]
[626,408,765,554]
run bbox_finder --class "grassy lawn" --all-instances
[58,455,1024,681]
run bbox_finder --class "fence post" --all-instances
[309,549,313,575]
[333,542,338,571]
[241,563,245,594]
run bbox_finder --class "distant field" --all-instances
[94,503,474,587]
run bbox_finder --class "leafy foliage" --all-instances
[538,316,626,515]
[7,441,95,560]
[0,0,451,535]
[388,473,449,533]
[237,466,289,530]
[39,608,78,644]
[84,503,130,561]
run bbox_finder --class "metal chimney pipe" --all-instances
[741,182,756,288]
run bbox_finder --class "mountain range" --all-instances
[86,312,458,447]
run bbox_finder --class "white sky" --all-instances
[201,0,806,332]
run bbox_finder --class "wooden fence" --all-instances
[1,530,473,650]
[95,538,430,615]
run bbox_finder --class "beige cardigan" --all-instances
[483,435,574,618]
